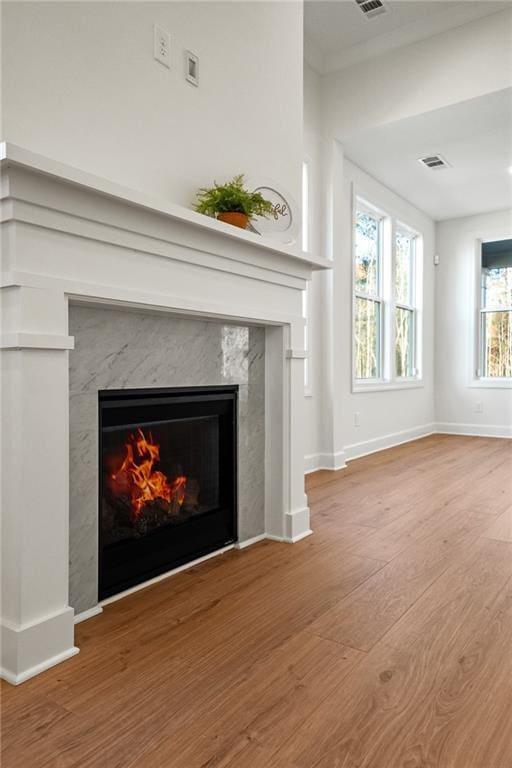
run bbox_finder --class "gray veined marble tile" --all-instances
[69,428,98,613]
[68,305,265,612]
[70,392,97,433]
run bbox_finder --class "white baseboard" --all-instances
[1,606,78,685]
[83,529,307,619]
[304,450,347,474]
[100,544,235,607]
[0,646,79,686]
[344,423,436,462]
[435,422,512,439]
[74,605,104,624]
[288,528,313,543]
[266,530,313,544]
[72,532,294,629]
[303,422,510,475]
[234,533,267,549]
[284,505,312,542]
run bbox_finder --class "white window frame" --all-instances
[352,199,386,386]
[352,191,423,393]
[473,237,512,388]
[393,222,422,382]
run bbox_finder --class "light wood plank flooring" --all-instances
[2,434,511,767]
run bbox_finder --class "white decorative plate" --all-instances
[246,178,300,245]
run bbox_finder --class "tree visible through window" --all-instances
[481,240,512,378]
[354,210,382,379]
[395,230,416,378]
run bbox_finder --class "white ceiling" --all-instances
[304,0,509,73]
[343,88,512,221]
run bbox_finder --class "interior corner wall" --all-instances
[304,58,436,469]
[435,209,512,437]
[303,61,328,466]
[1,1,303,207]
[332,157,436,460]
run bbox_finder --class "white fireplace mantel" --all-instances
[0,143,331,684]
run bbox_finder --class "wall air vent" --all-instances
[355,0,388,20]
[419,154,451,170]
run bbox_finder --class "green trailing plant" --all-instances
[194,174,274,220]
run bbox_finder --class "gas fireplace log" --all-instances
[182,477,200,512]
[169,495,182,516]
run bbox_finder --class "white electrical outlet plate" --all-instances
[154,25,171,68]
[354,411,361,427]
[475,401,484,414]
[185,50,199,86]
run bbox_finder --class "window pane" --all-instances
[355,298,380,379]
[355,211,379,295]
[395,307,414,377]
[395,231,412,305]
[483,310,512,377]
[482,267,512,310]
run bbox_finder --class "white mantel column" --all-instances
[285,318,311,541]
[1,283,78,684]
[264,320,311,543]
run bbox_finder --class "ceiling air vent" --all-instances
[355,0,388,20]
[419,154,451,171]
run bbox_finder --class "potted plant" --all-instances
[194,174,274,230]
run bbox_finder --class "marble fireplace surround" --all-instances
[69,306,266,616]
[0,143,331,684]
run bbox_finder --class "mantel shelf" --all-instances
[0,142,332,272]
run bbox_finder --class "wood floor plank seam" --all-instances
[2,435,511,768]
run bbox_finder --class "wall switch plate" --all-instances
[475,401,484,414]
[185,50,199,86]
[154,25,171,68]
[354,411,361,427]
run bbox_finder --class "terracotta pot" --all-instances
[217,211,249,229]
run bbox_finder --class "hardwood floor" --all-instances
[2,434,511,768]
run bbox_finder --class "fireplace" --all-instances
[98,386,238,599]
[1,147,316,685]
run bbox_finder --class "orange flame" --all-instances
[110,428,186,517]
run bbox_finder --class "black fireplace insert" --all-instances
[98,386,237,599]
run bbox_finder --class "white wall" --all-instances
[304,55,436,469]
[303,8,512,470]
[303,62,327,461]
[1,1,303,207]
[332,156,436,460]
[435,209,512,437]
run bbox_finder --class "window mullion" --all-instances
[355,291,383,303]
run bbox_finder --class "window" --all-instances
[395,228,417,379]
[354,208,383,380]
[480,240,512,379]
[353,197,422,389]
